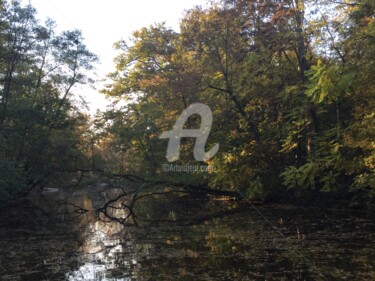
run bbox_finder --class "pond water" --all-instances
[0,186,374,280]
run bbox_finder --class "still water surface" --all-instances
[0,186,374,280]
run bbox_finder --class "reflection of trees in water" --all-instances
[65,186,375,280]
[62,182,257,280]
[2,185,374,280]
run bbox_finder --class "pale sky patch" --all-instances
[26,0,207,114]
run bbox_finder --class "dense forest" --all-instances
[0,0,374,208]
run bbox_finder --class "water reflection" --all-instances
[0,186,374,280]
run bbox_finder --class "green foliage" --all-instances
[281,161,316,190]
[0,0,97,204]
[305,58,357,113]
[97,0,375,208]
[0,0,369,208]
[0,159,26,206]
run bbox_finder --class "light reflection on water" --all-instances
[66,263,125,281]
[0,186,374,280]
[65,189,135,280]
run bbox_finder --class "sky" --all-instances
[26,0,207,114]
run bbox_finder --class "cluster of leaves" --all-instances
[0,0,98,205]
[100,0,374,207]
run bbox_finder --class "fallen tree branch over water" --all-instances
[91,180,257,228]
[108,172,241,199]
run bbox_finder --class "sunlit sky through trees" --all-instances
[25,0,206,114]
